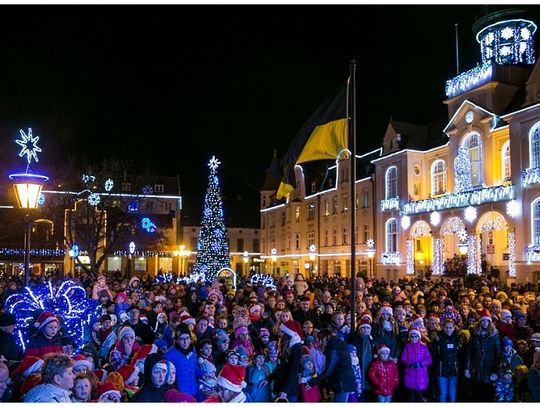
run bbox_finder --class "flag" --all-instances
[276,81,349,200]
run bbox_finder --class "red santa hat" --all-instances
[380,302,393,316]
[216,362,247,393]
[34,311,58,330]
[479,308,492,322]
[359,312,372,329]
[130,344,158,365]
[164,388,197,403]
[118,364,140,385]
[96,381,121,401]
[280,320,303,339]
[11,356,44,379]
[72,354,93,371]
[179,312,196,326]
[377,343,390,354]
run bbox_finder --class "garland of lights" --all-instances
[508,231,517,277]
[522,167,540,186]
[406,240,414,274]
[381,197,400,211]
[440,216,466,236]
[403,185,514,215]
[0,248,66,257]
[526,245,540,263]
[454,147,473,193]
[250,273,277,289]
[192,156,231,281]
[4,280,101,352]
[432,238,445,275]
[113,250,174,257]
[445,63,493,98]
[467,235,481,275]
[410,220,431,238]
[478,211,506,232]
[154,272,206,285]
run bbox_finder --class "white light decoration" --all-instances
[366,239,375,249]
[467,235,481,274]
[432,238,445,275]
[403,185,514,215]
[522,167,540,186]
[445,62,493,98]
[457,229,468,242]
[508,231,516,277]
[104,178,114,192]
[250,273,277,289]
[506,200,520,218]
[478,211,506,232]
[464,206,477,223]
[208,155,221,171]
[406,240,415,274]
[454,147,473,193]
[381,252,400,265]
[476,18,537,66]
[401,215,411,230]
[411,220,431,238]
[129,241,136,255]
[87,193,101,206]
[440,216,466,236]
[430,211,441,226]
[142,185,153,195]
[526,245,540,263]
[81,174,95,184]
[16,128,42,164]
[381,197,400,211]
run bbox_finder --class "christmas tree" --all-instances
[192,156,231,281]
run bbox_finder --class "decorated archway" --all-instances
[440,216,467,257]
[407,221,432,275]
[476,211,512,277]
[217,267,237,290]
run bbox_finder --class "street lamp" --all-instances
[243,251,249,277]
[367,248,375,278]
[178,245,191,276]
[10,172,48,287]
[458,243,468,256]
[270,248,277,276]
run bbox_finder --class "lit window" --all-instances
[385,166,398,199]
[431,160,446,195]
[530,124,540,168]
[502,141,511,181]
[386,218,398,253]
[463,133,483,186]
[154,184,164,193]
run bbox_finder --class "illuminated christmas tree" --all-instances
[192,156,231,281]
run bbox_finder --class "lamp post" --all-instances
[178,245,191,276]
[367,248,375,278]
[10,173,49,287]
[243,251,249,278]
[270,248,277,276]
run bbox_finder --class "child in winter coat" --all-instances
[369,343,400,402]
[494,368,514,402]
[246,353,271,402]
[298,354,321,402]
[348,345,362,401]
[400,328,432,402]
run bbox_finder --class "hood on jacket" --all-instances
[143,353,167,385]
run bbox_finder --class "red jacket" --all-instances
[23,333,62,359]
[368,359,399,397]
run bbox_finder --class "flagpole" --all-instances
[349,60,357,333]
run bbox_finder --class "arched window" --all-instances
[463,133,483,186]
[532,198,540,246]
[385,166,398,199]
[502,141,511,181]
[431,160,446,195]
[386,218,398,253]
[530,124,540,168]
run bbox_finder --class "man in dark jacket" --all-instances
[307,328,356,402]
[125,306,154,345]
[293,296,320,328]
[132,353,167,402]
[0,313,22,366]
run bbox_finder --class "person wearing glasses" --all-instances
[165,323,203,400]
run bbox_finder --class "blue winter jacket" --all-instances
[165,344,203,396]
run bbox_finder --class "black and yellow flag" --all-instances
[276,81,349,200]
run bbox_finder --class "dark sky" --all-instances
[0,4,539,225]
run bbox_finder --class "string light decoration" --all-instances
[88,193,101,206]
[445,62,493,98]
[4,280,101,352]
[192,156,231,281]
[522,167,540,186]
[154,272,205,285]
[506,200,520,218]
[454,147,473,193]
[0,248,65,257]
[476,18,536,66]
[141,217,157,233]
[250,273,277,289]
[430,211,441,226]
[403,185,514,215]
[410,220,431,238]
[16,128,42,164]
[432,238,445,275]
[478,211,506,232]
[381,197,400,211]
[142,185,153,195]
[104,178,114,192]
[441,217,466,236]
[467,235,481,274]
[406,240,415,274]
[508,231,517,277]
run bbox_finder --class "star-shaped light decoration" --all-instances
[15,128,42,164]
[88,193,101,206]
[366,239,375,249]
[464,206,477,223]
[142,185,153,195]
[208,156,221,172]
[82,174,95,184]
[457,229,468,242]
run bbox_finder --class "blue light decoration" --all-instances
[69,244,80,257]
[191,156,231,282]
[15,128,42,164]
[142,185,153,195]
[128,200,139,212]
[37,193,45,207]
[250,273,277,289]
[445,63,493,98]
[4,280,101,352]
[141,217,157,233]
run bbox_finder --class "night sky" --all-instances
[1,4,539,226]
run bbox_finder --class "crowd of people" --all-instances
[0,270,540,403]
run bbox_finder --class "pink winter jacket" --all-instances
[400,341,432,391]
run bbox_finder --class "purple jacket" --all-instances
[400,341,432,391]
